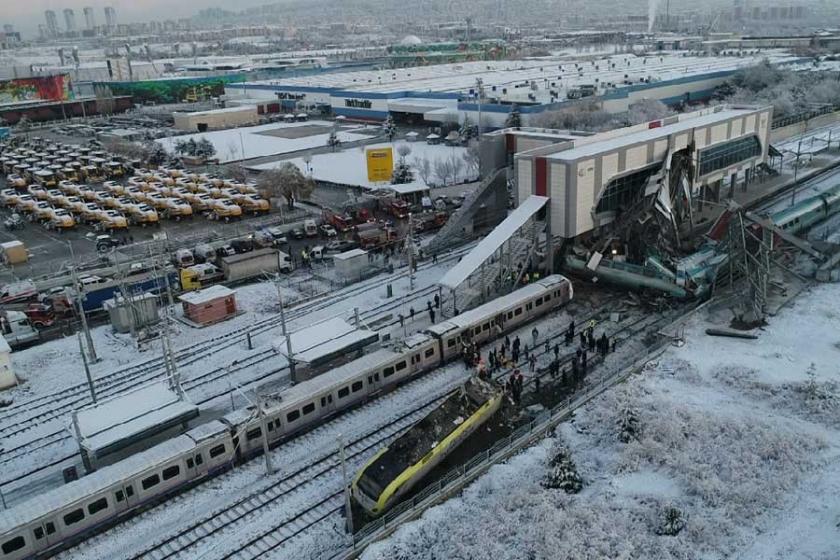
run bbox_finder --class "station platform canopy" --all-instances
[273,316,379,369]
[439,195,548,291]
[72,381,199,465]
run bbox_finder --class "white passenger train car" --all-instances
[0,276,573,559]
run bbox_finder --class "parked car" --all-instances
[326,239,360,253]
[290,227,305,240]
[319,224,338,238]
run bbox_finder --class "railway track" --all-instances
[0,249,462,442]
[0,283,445,490]
[225,306,685,560]
[121,298,658,560]
[130,397,445,560]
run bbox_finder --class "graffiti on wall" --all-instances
[0,75,71,104]
[101,75,246,104]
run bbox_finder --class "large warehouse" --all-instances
[514,104,772,239]
[226,51,797,126]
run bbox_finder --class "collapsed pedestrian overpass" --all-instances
[437,195,551,312]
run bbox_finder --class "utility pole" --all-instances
[338,434,354,534]
[277,286,296,383]
[258,395,274,475]
[68,241,98,363]
[77,332,97,403]
[407,213,415,291]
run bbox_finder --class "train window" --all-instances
[507,312,513,320]
[187,458,195,469]
[302,403,315,415]
[425,348,435,358]
[267,421,275,432]
[246,428,262,441]
[447,339,456,348]
[46,523,55,535]
[351,381,363,392]
[142,474,160,490]
[526,303,533,311]
[383,366,394,377]
[34,527,44,540]
[545,294,551,302]
[287,410,301,422]
[125,486,134,498]
[195,454,204,466]
[63,509,85,526]
[536,297,543,306]
[474,327,480,336]
[514,308,523,316]
[163,466,180,480]
[88,497,108,515]
[483,323,490,331]
[1,536,25,554]
[396,361,406,371]
[115,490,125,502]
[338,387,350,398]
[209,444,226,458]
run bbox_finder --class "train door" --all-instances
[32,521,58,552]
[366,373,381,397]
[319,392,336,417]
[115,483,136,510]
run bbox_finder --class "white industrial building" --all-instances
[514,104,772,239]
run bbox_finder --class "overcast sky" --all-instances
[5,0,275,33]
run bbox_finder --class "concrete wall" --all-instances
[173,106,259,131]
[770,110,840,143]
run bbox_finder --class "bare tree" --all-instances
[414,156,433,186]
[222,164,248,183]
[433,157,453,186]
[463,140,480,177]
[449,153,465,184]
[256,162,316,210]
[396,143,412,162]
[226,140,240,162]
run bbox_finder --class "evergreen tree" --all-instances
[382,115,397,141]
[617,405,640,443]
[656,506,686,536]
[196,138,216,159]
[542,442,583,493]
[327,129,341,152]
[505,104,522,128]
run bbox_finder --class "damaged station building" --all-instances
[480,104,773,298]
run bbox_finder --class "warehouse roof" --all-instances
[546,107,758,162]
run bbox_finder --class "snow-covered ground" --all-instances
[360,283,840,560]
[248,140,474,190]
[155,120,374,163]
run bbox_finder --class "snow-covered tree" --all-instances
[626,99,675,124]
[505,104,522,128]
[382,115,397,141]
[147,142,168,167]
[656,505,686,536]
[413,156,433,186]
[391,144,414,184]
[195,138,216,159]
[327,128,341,152]
[617,405,640,443]
[257,162,315,209]
[542,441,583,493]
[459,116,477,141]
[463,140,480,177]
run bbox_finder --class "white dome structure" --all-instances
[400,35,424,46]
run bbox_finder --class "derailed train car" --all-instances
[0,275,572,559]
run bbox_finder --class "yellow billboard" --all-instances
[366,147,394,183]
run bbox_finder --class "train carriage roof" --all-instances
[0,436,196,536]
[270,348,405,411]
[425,275,569,338]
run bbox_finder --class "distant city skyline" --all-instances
[5,0,285,35]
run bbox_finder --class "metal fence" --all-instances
[340,343,667,557]
[771,105,840,130]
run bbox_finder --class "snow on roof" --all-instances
[333,248,368,260]
[547,107,757,162]
[275,348,402,409]
[273,316,378,365]
[179,284,235,306]
[74,381,199,455]
[0,435,197,535]
[387,183,429,195]
[428,275,568,337]
[439,195,549,290]
[176,105,257,117]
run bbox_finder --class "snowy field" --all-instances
[248,140,474,190]
[361,284,840,560]
[156,120,374,163]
